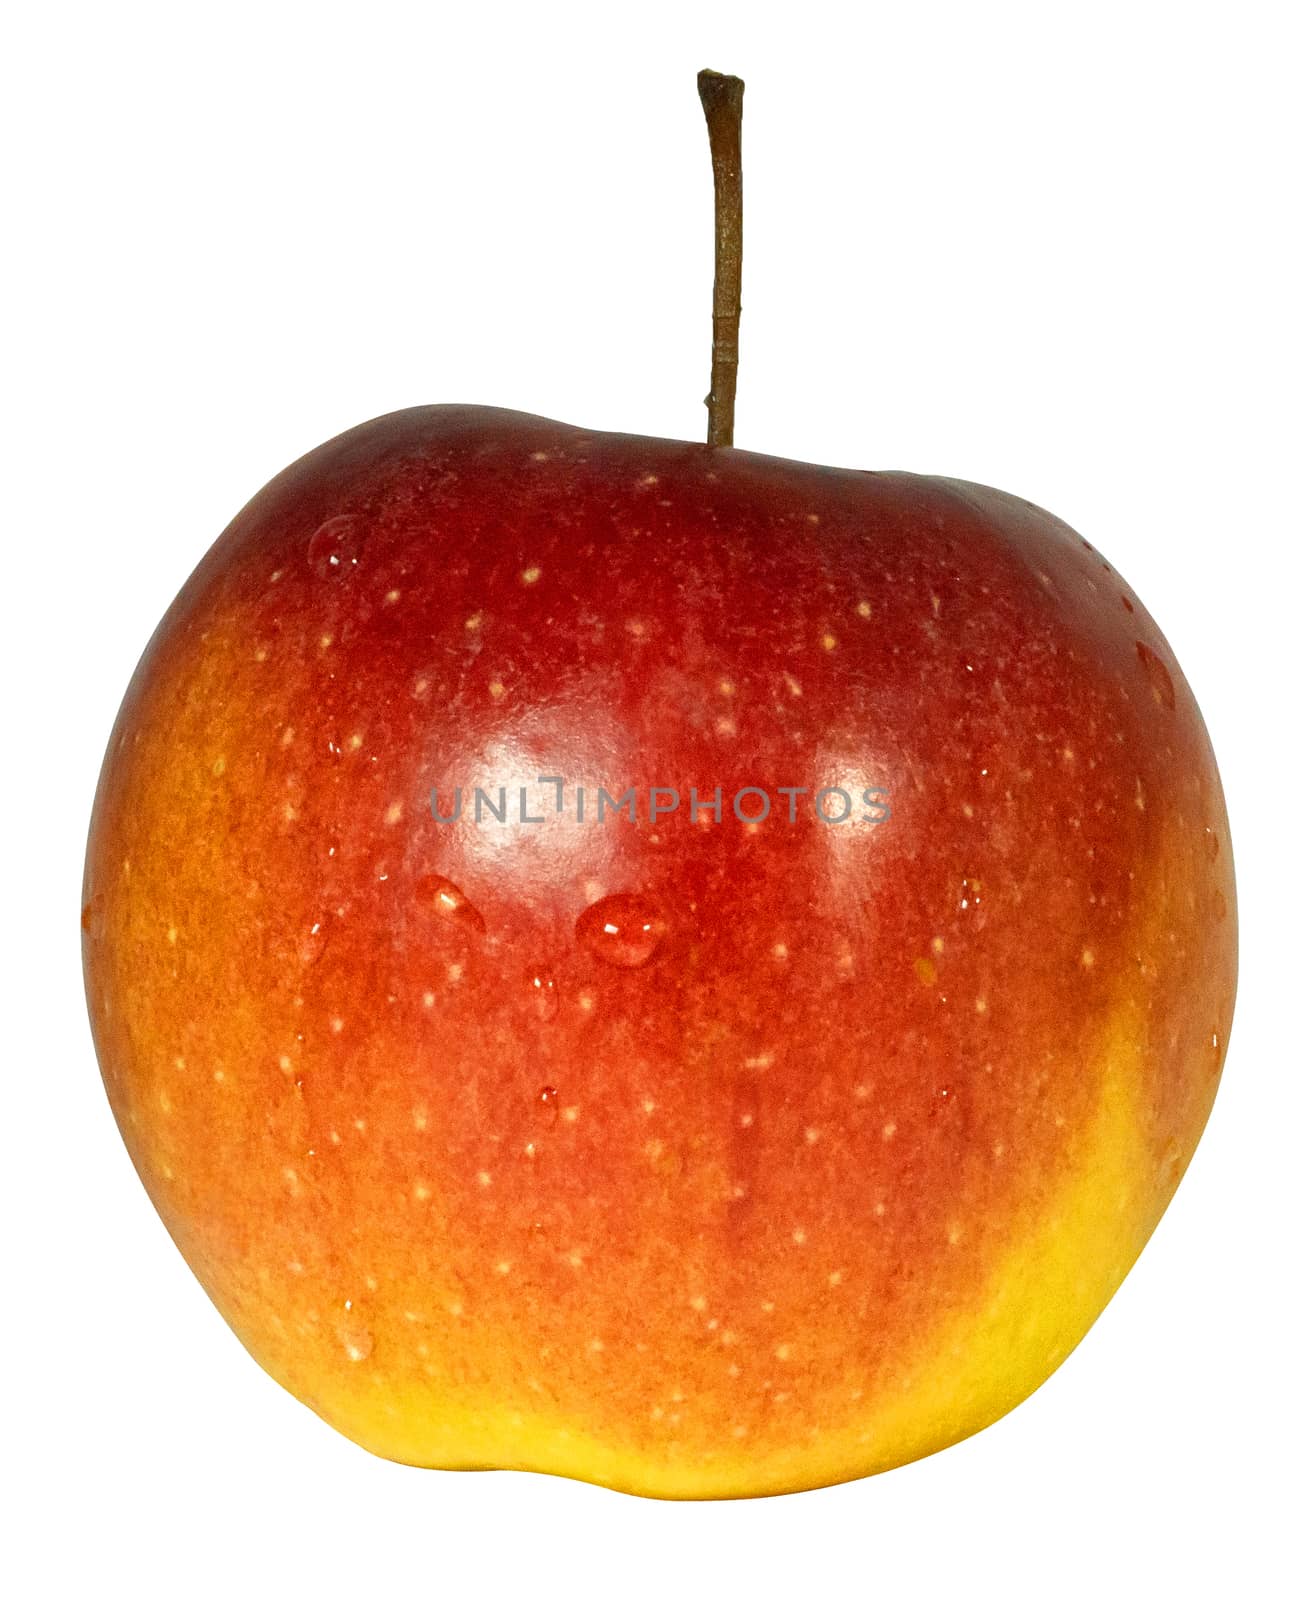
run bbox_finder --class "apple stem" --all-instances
[698,69,744,449]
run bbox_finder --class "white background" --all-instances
[4,2,1309,1595]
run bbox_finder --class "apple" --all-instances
[81,75,1235,1499]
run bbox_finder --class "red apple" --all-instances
[83,402,1236,1497]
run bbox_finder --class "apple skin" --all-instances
[83,406,1236,1498]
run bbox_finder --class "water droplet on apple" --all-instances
[298,916,331,965]
[536,1085,559,1123]
[415,874,486,938]
[1212,889,1228,922]
[1204,826,1221,862]
[80,894,105,938]
[527,966,559,1021]
[308,514,365,577]
[334,1305,374,1363]
[1134,641,1176,711]
[931,1083,957,1116]
[575,893,667,968]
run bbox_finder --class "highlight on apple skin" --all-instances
[82,405,1236,1498]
